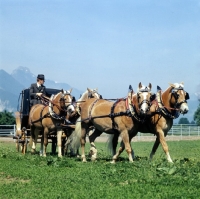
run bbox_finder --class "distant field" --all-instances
[0,140,200,199]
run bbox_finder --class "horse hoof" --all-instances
[110,160,116,164]
[91,158,97,162]
[31,149,36,154]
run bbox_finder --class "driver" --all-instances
[29,74,46,107]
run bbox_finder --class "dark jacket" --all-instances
[29,83,47,106]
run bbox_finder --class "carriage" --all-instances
[13,87,74,154]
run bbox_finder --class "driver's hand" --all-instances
[36,93,43,97]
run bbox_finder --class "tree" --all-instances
[0,110,15,125]
[194,101,200,125]
[178,117,190,124]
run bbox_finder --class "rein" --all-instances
[40,95,70,112]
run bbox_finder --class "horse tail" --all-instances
[106,134,115,155]
[69,117,82,153]
[29,136,33,148]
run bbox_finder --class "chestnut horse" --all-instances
[29,89,75,157]
[64,88,102,155]
[108,83,189,162]
[75,83,155,162]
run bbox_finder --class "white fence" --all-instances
[136,124,200,141]
[0,124,200,141]
[0,125,16,136]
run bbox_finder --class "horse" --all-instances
[64,88,102,156]
[108,82,189,163]
[28,89,75,157]
[74,83,155,163]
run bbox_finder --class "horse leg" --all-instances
[112,132,119,156]
[150,137,160,160]
[88,128,102,161]
[57,129,63,157]
[111,140,125,163]
[40,135,44,156]
[62,137,66,156]
[117,130,133,162]
[150,132,173,163]
[80,123,87,162]
[31,128,39,154]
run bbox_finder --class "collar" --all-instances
[37,83,41,87]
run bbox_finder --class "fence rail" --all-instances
[0,125,16,136]
[136,124,200,141]
[0,125,200,141]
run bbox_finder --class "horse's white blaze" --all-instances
[140,92,149,112]
[67,104,75,113]
[180,103,189,113]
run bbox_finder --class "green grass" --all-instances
[0,140,200,199]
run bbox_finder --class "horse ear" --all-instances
[68,88,72,94]
[139,82,142,89]
[61,89,64,93]
[157,85,162,92]
[148,83,152,90]
[95,88,98,92]
[87,88,92,92]
[169,83,175,88]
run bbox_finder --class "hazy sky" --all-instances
[0,0,200,98]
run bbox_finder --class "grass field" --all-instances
[0,140,200,199]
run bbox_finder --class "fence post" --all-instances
[14,125,16,135]
[189,125,190,136]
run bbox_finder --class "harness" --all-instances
[81,96,150,129]
[30,93,72,125]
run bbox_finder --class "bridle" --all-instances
[170,87,189,109]
[136,88,156,111]
[156,85,189,119]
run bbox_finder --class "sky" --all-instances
[0,0,200,99]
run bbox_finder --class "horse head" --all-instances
[52,89,75,116]
[87,88,102,99]
[169,82,189,114]
[131,82,155,116]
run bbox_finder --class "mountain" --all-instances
[0,67,83,112]
[0,69,25,111]
[11,66,82,97]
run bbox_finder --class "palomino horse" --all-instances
[29,89,75,157]
[64,88,102,155]
[108,83,189,162]
[76,83,155,162]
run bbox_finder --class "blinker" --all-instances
[150,93,156,101]
[185,92,190,100]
